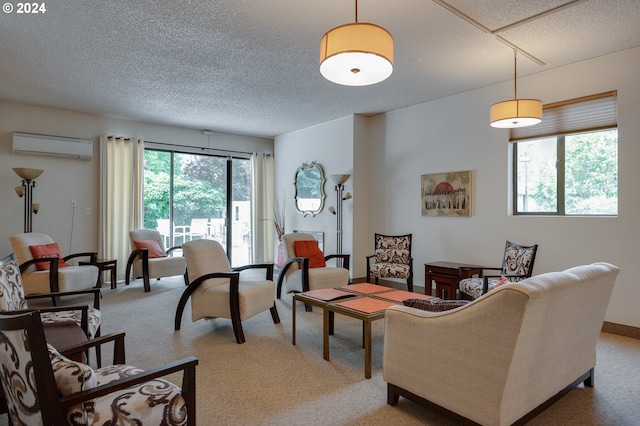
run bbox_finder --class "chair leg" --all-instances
[305,303,313,312]
[231,314,245,344]
[407,276,413,293]
[270,303,280,324]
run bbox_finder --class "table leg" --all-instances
[364,319,372,379]
[323,308,330,361]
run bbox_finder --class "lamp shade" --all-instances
[320,22,393,86]
[490,99,542,128]
[330,174,351,185]
[13,167,44,181]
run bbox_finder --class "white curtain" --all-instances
[99,136,144,278]
[251,153,275,263]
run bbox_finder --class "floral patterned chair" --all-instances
[458,240,539,299]
[0,310,198,425]
[366,233,414,292]
[0,253,101,348]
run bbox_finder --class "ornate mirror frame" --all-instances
[294,162,326,217]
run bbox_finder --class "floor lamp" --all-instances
[13,167,44,233]
[329,174,352,258]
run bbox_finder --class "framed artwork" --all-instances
[421,170,472,217]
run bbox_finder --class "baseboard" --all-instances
[601,321,640,340]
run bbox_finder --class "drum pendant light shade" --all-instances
[490,99,542,128]
[319,22,393,86]
[490,50,542,128]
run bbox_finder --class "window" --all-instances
[512,91,618,216]
[142,148,252,266]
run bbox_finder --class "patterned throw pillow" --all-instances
[28,243,72,271]
[403,298,471,312]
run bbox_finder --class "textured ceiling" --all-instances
[0,0,639,139]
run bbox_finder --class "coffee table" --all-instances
[292,283,433,379]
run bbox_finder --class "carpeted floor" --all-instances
[11,276,640,425]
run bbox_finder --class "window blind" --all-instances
[509,91,617,142]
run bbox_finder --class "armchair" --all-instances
[458,240,538,299]
[0,311,198,425]
[175,239,280,344]
[276,232,350,311]
[125,229,188,292]
[9,233,99,302]
[366,233,414,292]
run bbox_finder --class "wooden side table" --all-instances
[80,258,118,289]
[424,261,484,299]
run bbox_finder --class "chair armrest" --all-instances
[19,257,59,272]
[59,331,126,365]
[64,252,98,263]
[276,257,307,298]
[26,288,101,309]
[166,246,183,255]
[175,273,239,330]
[233,263,274,280]
[325,253,350,270]
[59,356,198,408]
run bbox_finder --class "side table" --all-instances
[80,258,118,289]
[424,261,484,299]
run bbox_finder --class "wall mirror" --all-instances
[294,162,326,217]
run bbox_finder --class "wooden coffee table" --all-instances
[293,283,433,379]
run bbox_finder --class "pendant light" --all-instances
[319,0,393,86]
[490,49,542,128]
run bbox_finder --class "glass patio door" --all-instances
[143,149,251,266]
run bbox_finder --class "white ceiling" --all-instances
[1,0,639,139]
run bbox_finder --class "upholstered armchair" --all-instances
[366,233,414,292]
[0,253,101,343]
[125,228,188,292]
[276,232,350,311]
[9,233,99,302]
[175,239,280,343]
[458,240,539,299]
[0,311,198,425]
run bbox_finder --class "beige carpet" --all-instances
[11,276,640,425]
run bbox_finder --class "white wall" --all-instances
[275,46,640,329]
[0,102,273,258]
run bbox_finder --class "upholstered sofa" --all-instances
[383,262,619,426]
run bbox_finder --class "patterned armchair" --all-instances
[458,240,539,299]
[366,233,414,292]
[0,310,198,425]
[0,253,101,347]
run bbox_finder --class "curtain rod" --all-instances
[144,140,266,157]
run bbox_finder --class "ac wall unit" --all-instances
[12,132,93,160]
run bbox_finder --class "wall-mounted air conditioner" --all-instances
[12,132,93,160]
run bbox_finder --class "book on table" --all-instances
[301,288,356,301]
[335,297,397,314]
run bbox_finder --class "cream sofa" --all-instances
[383,262,619,426]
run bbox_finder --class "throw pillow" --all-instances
[134,239,167,258]
[29,243,72,271]
[403,298,471,312]
[293,240,326,268]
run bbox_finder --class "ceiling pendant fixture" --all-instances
[319,0,393,86]
[490,49,542,128]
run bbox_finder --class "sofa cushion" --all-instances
[403,298,471,312]
[294,240,326,268]
[134,239,167,258]
[29,243,71,270]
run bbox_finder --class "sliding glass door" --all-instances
[143,149,251,266]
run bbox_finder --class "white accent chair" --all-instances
[175,239,280,344]
[125,229,188,292]
[9,233,99,302]
[276,232,350,311]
